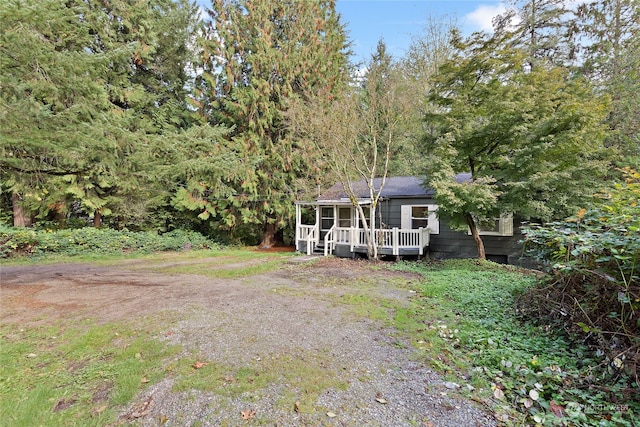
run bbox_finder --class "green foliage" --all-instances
[0,225,219,258]
[423,32,610,257]
[575,0,640,167]
[392,259,639,426]
[521,167,639,375]
[194,0,350,245]
[0,0,209,228]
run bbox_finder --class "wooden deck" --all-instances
[296,225,430,257]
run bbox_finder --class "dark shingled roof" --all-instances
[318,174,471,201]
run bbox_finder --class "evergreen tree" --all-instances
[0,0,206,228]
[575,0,640,167]
[194,0,350,246]
[1,0,124,225]
[493,0,574,67]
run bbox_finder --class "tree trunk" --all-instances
[356,204,378,260]
[260,222,277,248]
[12,193,33,227]
[465,213,486,260]
[93,210,102,228]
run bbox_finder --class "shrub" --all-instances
[0,225,220,258]
[521,168,639,380]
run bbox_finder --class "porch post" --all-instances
[419,227,424,255]
[393,227,399,256]
[295,204,300,251]
[316,205,321,247]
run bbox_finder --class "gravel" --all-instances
[120,257,497,427]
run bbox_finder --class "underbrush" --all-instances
[0,225,220,258]
[392,259,639,426]
[521,170,639,376]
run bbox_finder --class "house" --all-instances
[295,176,524,264]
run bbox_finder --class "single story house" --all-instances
[295,175,524,264]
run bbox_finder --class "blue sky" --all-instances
[336,0,506,62]
[196,0,506,63]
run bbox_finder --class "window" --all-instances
[411,206,429,229]
[401,204,439,234]
[321,207,334,230]
[338,207,352,227]
[473,214,514,236]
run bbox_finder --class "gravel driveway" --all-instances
[1,255,496,426]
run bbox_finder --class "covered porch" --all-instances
[295,201,430,257]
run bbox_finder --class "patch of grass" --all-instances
[335,293,400,322]
[155,259,287,279]
[172,351,348,414]
[0,320,180,427]
[143,250,291,278]
[391,259,639,426]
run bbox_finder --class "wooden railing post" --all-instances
[392,227,399,256]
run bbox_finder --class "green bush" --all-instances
[521,168,639,364]
[0,225,220,258]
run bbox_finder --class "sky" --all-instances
[336,0,506,62]
[195,0,508,64]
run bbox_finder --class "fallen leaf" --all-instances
[123,396,153,420]
[192,361,208,369]
[141,377,149,384]
[94,404,108,415]
[294,401,300,413]
[326,412,337,418]
[375,397,388,404]
[241,409,256,420]
[493,388,505,400]
[550,400,565,418]
[223,376,235,383]
[529,389,539,401]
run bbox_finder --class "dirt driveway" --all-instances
[0,255,495,426]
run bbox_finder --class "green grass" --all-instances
[117,248,295,278]
[171,351,349,414]
[0,320,180,427]
[390,259,639,427]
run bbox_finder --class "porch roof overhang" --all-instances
[295,199,372,206]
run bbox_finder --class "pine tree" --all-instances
[493,0,574,68]
[575,0,640,167]
[0,0,204,228]
[195,0,350,246]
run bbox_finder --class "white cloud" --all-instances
[464,3,508,33]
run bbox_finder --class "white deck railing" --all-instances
[298,224,319,255]
[299,225,430,256]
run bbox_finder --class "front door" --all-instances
[320,206,353,243]
[320,207,334,242]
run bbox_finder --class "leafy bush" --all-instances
[0,225,219,258]
[521,168,639,375]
